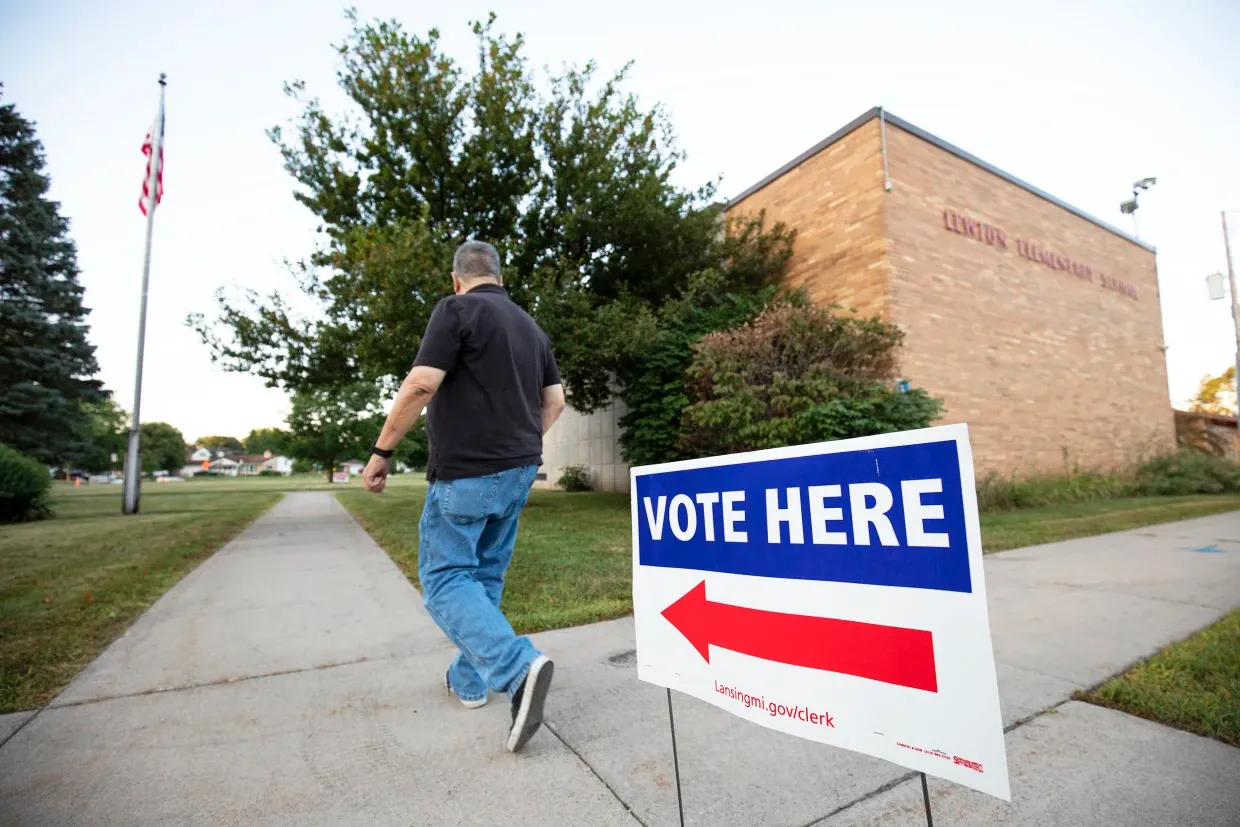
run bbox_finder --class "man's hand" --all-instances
[362,364,446,495]
[363,455,391,493]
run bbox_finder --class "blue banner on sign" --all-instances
[635,440,972,593]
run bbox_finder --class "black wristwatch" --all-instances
[370,442,394,459]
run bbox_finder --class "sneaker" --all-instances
[506,655,554,753]
[445,668,487,709]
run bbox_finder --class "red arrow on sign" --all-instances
[661,581,938,692]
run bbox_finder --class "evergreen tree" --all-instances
[0,88,104,465]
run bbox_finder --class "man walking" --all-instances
[362,240,566,753]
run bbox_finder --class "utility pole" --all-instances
[1223,211,1240,454]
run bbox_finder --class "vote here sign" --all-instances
[631,424,1010,801]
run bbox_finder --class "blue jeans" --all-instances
[418,465,541,702]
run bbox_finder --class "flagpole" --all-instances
[123,73,166,515]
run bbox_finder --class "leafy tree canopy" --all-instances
[130,422,187,474]
[243,427,288,455]
[197,435,243,452]
[189,11,793,415]
[74,398,128,473]
[282,383,383,480]
[1190,366,1236,416]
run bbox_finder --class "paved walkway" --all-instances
[1,493,1238,826]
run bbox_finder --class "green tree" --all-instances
[130,422,187,474]
[243,427,288,454]
[0,88,105,465]
[197,435,243,452]
[283,384,383,480]
[680,304,943,456]
[1189,366,1236,416]
[188,12,791,417]
[397,419,429,471]
[74,398,128,472]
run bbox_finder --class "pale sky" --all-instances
[2,0,1238,442]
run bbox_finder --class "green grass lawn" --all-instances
[1083,610,1240,747]
[339,487,1240,636]
[5,475,1237,716]
[0,482,280,713]
[979,495,1240,553]
[167,473,364,492]
[338,487,632,633]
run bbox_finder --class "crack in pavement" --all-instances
[1038,580,1230,611]
[16,653,407,720]
[544,719,652,827]
[0,711,40,752]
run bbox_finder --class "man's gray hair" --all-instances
[453,240,501,280]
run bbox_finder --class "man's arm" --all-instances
[363,365,446,492]
[541,383,566,435]
[377,365,446,450]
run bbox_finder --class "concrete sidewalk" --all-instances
[1,494,1238,826]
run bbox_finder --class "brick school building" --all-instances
[539,108,1174,492]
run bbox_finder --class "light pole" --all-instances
[1120,177,1156,238]
[1206,210,1240,455]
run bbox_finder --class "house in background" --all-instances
[180,445,214,477]
[231,450,297,476]
[340,459,366,476]
[180,445,297,477]
[236,454,268,475]
[261,453,295,475]
[209,457,241,477]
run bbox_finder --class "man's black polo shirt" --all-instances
[413,283,560,482]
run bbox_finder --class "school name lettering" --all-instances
[642,478,949,548]
[942,208,1138,300]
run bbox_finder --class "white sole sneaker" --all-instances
[445,669,487,709]
[507,655,554,753]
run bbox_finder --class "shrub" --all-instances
[258,469,283,477]
[1135,450,1240,496]
[618,276,793,468]
[558,465,593,492]
[680,304,942,456]
[0,444,52,523]
[976,470,1135,512]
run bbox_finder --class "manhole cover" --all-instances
[607,649,637,667]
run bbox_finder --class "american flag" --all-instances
[139,110,164,215]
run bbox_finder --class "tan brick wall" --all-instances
[536,400,630,494]
[882,123,1175,475]
[728,120,890,318]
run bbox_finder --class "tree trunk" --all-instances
[325,462,335,482]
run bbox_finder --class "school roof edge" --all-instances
[725,107,1156,254]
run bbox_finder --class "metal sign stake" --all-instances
[667,688,686,827]
[920,772,934,827]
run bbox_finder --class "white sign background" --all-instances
[631,424,1010,800]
